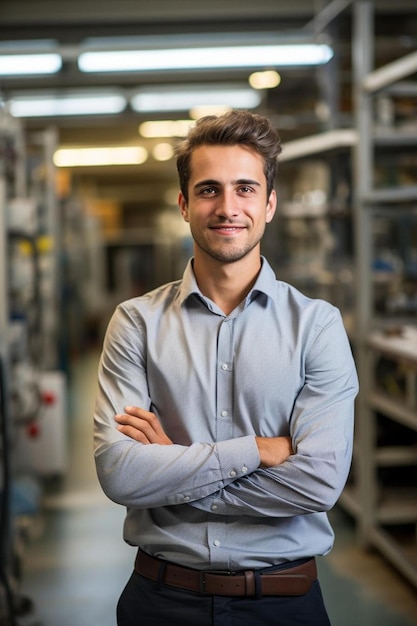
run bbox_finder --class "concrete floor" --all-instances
[16,351,417,626]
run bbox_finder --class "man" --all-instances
[94,110,358,626]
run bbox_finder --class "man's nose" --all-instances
[215,191,239,217]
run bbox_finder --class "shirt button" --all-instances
[242,466,248,474]
[184,496,190,502]
[221,363,228,370]
[211,504,218,511]
[213,540,221,547]
[229,470,237,478]
[221,410,228,417]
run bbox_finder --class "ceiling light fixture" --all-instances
[131,86,262,113]
[249,70,281,89]
[8,92,127,117]
[152,143,174,161]
[53,146,148,167]
[139,120,194,138]
[0,53,62,76]
[78,44,333,73]
[189,105,232,119]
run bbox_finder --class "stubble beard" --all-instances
[190,225,265,264]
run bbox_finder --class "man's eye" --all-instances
[200,187,216,194]
[238,186,253,193]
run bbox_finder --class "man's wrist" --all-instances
[255,436,293,468]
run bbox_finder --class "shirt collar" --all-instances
[177,257,278,309]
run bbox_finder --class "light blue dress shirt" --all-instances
[94,257,358,571]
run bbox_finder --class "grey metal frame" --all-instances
[351,0,417,589]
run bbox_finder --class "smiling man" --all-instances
[177,143,276,318]
[180,144,275,261]
[94,110,358,626]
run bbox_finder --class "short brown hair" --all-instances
[175,110,282,203]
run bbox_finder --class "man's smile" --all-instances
[209,225,246,234]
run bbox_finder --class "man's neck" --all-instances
[192,251,262,316]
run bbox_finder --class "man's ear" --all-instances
[266,189,277,224]
[178,192,190,222]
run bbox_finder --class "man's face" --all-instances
[178,144,276,265]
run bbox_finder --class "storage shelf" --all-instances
[376,446,417,466]
[375,128,417,147]
[280,129,357,162]
[364,186,417,204]
[363,49,417,93]
[367,329,417,365]
[344,3,417,591]
[368,392,417,431]
[369,527,417,588]
[376,490,417,524]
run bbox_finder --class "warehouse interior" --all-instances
[1,0,417,624]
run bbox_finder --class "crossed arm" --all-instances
[95,302,358,517]
[115,406,293,468]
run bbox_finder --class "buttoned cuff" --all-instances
[215,435,260,483]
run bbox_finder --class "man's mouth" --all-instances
[210,225,246,234]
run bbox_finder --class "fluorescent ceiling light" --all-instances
[152,143,174,161]
[131,87,261,113]
[139,120,194,138]
[53,146,148,167]
[78,44,333,73]
[9,92,126,117]
[190,105,232,119]
[0,53,62,76]
[249,70,281,89]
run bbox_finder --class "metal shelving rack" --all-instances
[347,0,417,589]
[0,112,66,621]
[278,0,417,589]
[273,154,355,325]
[0,109,27,624]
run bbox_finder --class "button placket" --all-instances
[216,319,234,442]
[208,318,235,570]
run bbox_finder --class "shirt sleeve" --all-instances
[94,304,260,508]
[189,309,359,518]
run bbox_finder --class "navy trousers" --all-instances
[117,570,332,626]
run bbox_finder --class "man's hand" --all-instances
[115,406,173,445]
[255,436,293,468]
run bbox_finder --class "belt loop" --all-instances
[199,571,206,594]
[244,570,256,596]
[156,561,167,590]
[253,570,262,600]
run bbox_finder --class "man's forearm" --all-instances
[116,407,293,469]
[96,406,261,509]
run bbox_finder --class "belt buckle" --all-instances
[199,570,235,594]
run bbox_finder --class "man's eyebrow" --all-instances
[193,179,220,189]
[234,178,261,187]
[193,178,261,189]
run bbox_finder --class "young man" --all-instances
[94,110,358,625]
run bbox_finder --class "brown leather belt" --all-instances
[134,550,317,597]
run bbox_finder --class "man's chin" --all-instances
[203,247,253,264]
